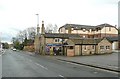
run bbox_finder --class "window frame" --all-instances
[100,46,104,49]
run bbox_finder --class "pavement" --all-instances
[52,52,119,72]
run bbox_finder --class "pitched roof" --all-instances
[67,38,102,45]
[59,23,117,31]
[44,33,81,39]
[106,36,119,42]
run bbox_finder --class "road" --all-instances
[2,49,118,78]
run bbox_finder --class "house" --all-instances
[34,21,113,56]
[40,33,81,55]
[58,23,118,38]
[64,38,112,56]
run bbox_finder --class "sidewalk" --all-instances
[54,52,119,72]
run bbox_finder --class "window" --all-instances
[71,28,74,31]
[55,39,57,42]
[106,46,110,49]
[109,27,111,31]
[92,45,95,49]
[100,46,104,49]
[68,46,73,49]
[58,39,59,42]
[84,46,87,50]
[83,29,86,32]
[83,35,86,38]
[70,46,73,49]
[61,29,62,32]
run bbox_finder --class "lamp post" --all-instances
[35,14,40,54]
[36,14,40,35]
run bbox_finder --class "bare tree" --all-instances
[27,27,36,40]
[53,24,58,33]
[45,24,58,33]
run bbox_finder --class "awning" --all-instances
[46,44,62,46]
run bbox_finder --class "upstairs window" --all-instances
[83,29,86,32]
[55,39,58,42]
[55,39,59,42]
[61,29,62,32]
[109,27,111,31]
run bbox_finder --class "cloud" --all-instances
[0,0,119,43]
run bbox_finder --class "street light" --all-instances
[36,14,40,34]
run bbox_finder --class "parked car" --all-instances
[12,48,16,51]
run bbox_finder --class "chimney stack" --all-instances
[41,21,45,34]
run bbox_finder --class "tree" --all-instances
[2,42,9,49]
[45,24,58,33]
[53,24,58,33]
[45,24,53,33]
[27,27,36,40]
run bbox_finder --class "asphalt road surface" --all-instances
[2,49,118,78]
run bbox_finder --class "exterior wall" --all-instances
[100,27,118,34]
[112,41,119,50]
[71,30,89,34]
[98,39,112,54]
[75,45,80,56]
[81,45,96,55]
[46,38,54,44]
[59,26,118,38]
[59,27,66,33]
[67,48,74,56]
[65,30,68,33]
[46,38,62,44]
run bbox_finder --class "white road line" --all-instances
[58,75,64,78]
[35,63,48,70]
[66,61,83,66]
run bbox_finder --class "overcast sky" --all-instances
[0,0,119,44]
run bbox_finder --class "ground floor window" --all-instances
[68,46,73,49]
[92,45,95,49]
[100,46,104,49]
[106,46,110,49]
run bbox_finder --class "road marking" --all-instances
[58,75,64,78]
[35,63,48,70]
[66,61,83,66]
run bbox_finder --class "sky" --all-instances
[0,0,119,44]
